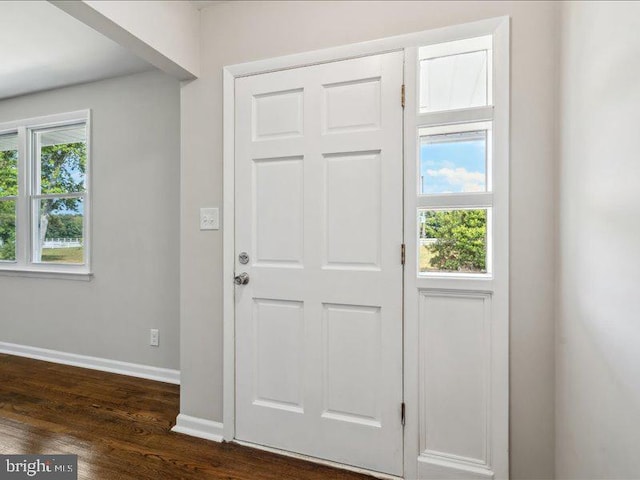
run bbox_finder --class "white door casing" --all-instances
[223,17,510,480]
[234,52,405,476]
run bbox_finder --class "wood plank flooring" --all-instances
[0,354,373,480]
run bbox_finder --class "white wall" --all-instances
[180,2,559,478]
[51,0,200,79]
[83,0,200,76]
[557,2,640,477]
[0,70,181,370]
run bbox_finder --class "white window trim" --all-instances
[418,121,493,201]
[0,110,92,279]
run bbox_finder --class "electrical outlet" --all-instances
[150,329,159,347]
[200,207,219,230]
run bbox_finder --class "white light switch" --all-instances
[200,207,220,230]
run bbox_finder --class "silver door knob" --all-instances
[234,272,250,285]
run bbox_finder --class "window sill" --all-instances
[0,268,93,281]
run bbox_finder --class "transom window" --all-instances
[0,111,90,274]
[416,36,494,276]
[419,35,493,113]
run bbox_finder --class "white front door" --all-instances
[234,52,404,476]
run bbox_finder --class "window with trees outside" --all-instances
[0,111,90,275]
[416,35,494,275]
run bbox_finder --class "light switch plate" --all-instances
[200,207,220,230]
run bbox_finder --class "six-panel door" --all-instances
[234,52,404,476]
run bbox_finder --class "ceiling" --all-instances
[0,1,154,101]
[190,1,227,10]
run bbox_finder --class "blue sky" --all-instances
[420,134,487,194]
[47,197,84,216]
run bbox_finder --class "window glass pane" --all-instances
[418,209,488,274]
[35,197,84,264]
[0,132,18,197]
[420,129,487,194]
[420,50,488,113]
[0,200,16,261]
[36,124,87,195]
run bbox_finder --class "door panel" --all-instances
[420,292,490,464]
[324,151,381,268]
[235,52,404,476]
[253,157,304,265]
[322,303,382,425]
[254,299,305,412]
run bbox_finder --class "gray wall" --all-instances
[0,70,181,370]
[557,2,640,478]
[180,2,559,478]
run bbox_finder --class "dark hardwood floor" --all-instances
[0,354,373,480]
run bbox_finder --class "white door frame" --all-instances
[222,16,509,478]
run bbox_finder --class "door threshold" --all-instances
[233,439,403,480]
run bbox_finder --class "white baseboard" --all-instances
[0,341,180,385]
[171,414,224,442]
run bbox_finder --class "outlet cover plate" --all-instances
[150,329,159,347]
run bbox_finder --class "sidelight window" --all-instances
[416,36,495,276]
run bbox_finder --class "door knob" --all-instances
[234,272,250,285]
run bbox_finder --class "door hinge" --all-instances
[401,84,406,108]
[401,402,406,426]
[401,243,406,265]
